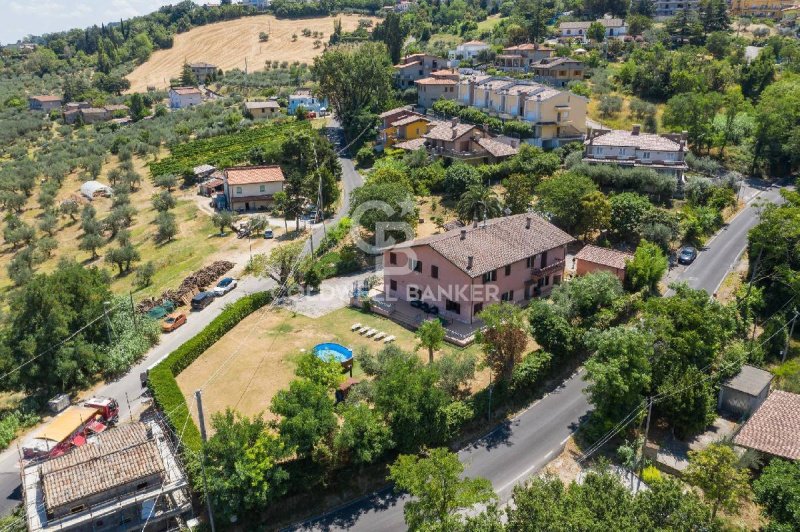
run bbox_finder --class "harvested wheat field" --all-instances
[126,14,376,92]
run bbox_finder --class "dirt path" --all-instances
[126,14,376,92]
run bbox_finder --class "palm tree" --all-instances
[456,184,502,224]
[416,319,445,364]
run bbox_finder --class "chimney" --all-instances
[526,216,532,229]
[473,218,479,228]
[588,127,594,145]
[467,256,474,269]
[681,130,688,141]
[631,124,641,136]
[451,117,460,127]
[460,229,467,240]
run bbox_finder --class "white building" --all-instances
[168,86,203,109]
[654,0,700,18]
[287,89,328,114]
[223,165,286,212]
[583,125,688,181]
[241,0,271,8]
[559,18,628,42]
[448,40,490,66]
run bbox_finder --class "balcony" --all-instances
[531,259,566,278]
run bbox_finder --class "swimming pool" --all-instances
[313,343,354,364]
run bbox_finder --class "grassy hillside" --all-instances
[125,14,377,92]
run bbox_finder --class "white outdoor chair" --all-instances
[351,323,362,331]
[383,335,396,344]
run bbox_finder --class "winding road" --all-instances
[289,179,784,531]
[0,141,364,516]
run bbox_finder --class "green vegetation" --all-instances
[148,291,273,453]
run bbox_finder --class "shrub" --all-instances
[642,465,662,484]
[355,145,375,168]
[510,351,553,398]
[148,291,273,453]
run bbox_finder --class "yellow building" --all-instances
[732,0,796,18]
[378,107,432,148]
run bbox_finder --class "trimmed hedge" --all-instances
[148,291,273,453]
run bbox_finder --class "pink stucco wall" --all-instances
[383,243,567,323]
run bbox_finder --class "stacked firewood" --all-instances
[136,261,235,311]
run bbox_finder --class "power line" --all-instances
[578,311,797,464]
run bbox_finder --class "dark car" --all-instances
[191,291,216,310]
[678,246,698,265]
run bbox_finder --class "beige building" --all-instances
[395,118,519,165]
[731,0,797,17]
[394,53,446,88]
[583,125,688,182]
[456,76,587,148]
[244,100,282,119]
[415,69,460,108]
[495,43,554,72]
[223,165,286,212]
[189,61,218,83]
[530,57,587,87]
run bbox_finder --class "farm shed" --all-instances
[718,364,773,418]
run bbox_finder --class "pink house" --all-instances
[382,214,575,324]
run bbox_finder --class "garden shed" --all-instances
[718,364,773,418]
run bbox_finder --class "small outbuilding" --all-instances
[80,181,113,200]
[574,244,633,282]
[718,364,773,418]
[733,390,800,460]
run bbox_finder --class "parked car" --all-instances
[264,229,274,239]
[162,312,187,332]
[678,246,698,265]
[214,277,237,296]
[191,291,216,310]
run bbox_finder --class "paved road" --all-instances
[293,370,591,531]
[291,181,787,531]
[0,144,363,515]
[667,181,784,295]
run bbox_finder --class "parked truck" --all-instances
[22,396,119,459]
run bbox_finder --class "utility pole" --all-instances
[195,390,217,532]
[309,232,314,256]
[637,397,653,492]
[783,310,799,363]
[744,246,764,345]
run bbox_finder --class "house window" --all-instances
[642,152,651,159]
[553,275,562,285]
[390,279,397,291]
[540,250,548,268]
[136,482,149,491]
[446,299,461,314]
[474,302,483,315]
[236,186,242,194]
[501,290,514,301]
[389,252,397,265]
[431,265,439,279]
[504,264,512,276]
[412,260,423,273]
[482,270,497,283]
[70,505,86,514]
[259,184,266,192]
[595,147,603,156]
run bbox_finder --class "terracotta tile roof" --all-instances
[415,77,457,86]
[42,423,165,510]
[81,107,107,115]
[536,57,584,68]
[504,43,554,51]
[476,137,518,158]
[391,213,575,277]
[171,86,202,95]
[30,95,62,102]
[734,390,800,460]
[424,121,476,141]
[575,244,633,270]
[380,106,412,118]
[430,69,459,76]
[245,100,280,109]
[460,40,488,46]
[225,165,285,185]
[394,60,421,69]
[104,104,129,112]
[394,138,427,151]
[587,130,686,152]
[391,114,429,127]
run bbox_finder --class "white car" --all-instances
[214,277,237,296]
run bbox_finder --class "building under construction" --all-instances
[22,418,193,531]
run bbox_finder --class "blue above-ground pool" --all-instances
[313,343,354,364]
